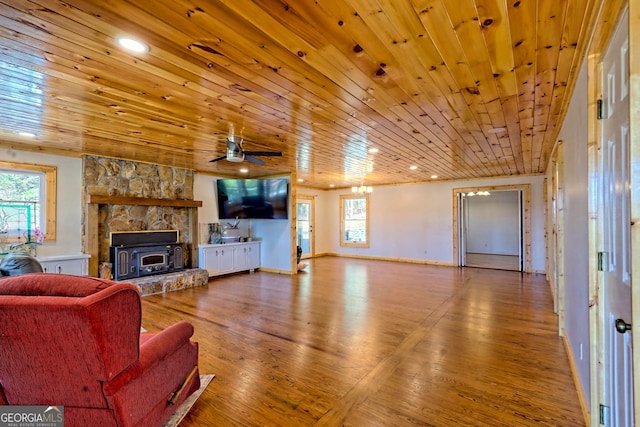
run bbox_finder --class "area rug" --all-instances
[163,374,215,427]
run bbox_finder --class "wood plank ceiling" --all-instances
[0,0,600,189]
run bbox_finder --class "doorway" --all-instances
[453,184,531,272]
[296,196,315,259]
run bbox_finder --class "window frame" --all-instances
[0,161,57,241]
[340,193,370,247]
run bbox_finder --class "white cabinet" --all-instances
[38,254,90,276]
[198,242,260,277]
[198,245,234,276]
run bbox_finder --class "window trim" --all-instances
[340,193,370,247]
[0,161,57,241]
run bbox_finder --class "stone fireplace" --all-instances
[81,155,201,278]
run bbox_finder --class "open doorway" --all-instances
[453,184,531,272]
[461,190,523,271]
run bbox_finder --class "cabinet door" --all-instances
[55,260,86,275]
[233,246,249,270]
[218,246,234,273]
[246,243,260,269]
[200,247,219,275]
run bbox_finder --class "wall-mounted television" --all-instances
[216,178,289,219]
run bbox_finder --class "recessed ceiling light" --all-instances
[409,165,418,170]
[329,184,335,188]
[431,175,438,179]
[17,131,36,138]
[297,178,304,182]
[239,168,248,173]
[368,147,379,153]
[116,36,149,53]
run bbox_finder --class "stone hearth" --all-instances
[124,268,209,296]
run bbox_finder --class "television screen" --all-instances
[216,178,289,219]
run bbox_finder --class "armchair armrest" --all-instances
[103,321,195,395]
[139,321,194,366]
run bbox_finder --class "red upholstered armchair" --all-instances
[0,273,200,427]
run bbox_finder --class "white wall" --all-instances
[466,190,521,255]
[194,173,292,272]
[319,176,545,271]
[1,148,83,257]
[553,60,590,403]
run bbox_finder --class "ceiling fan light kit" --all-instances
[210,136,283,166]
[226,149,244,163]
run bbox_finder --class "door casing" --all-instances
[453,184,532,273]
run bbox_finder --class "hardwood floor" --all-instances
[141,257,585,426]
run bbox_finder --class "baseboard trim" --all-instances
[258,267,294,275]
[561,329,591,426]
[316,252,455,267]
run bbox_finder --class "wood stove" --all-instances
[110,230,184,281]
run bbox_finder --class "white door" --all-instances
[600,8,633,425]
[296,197,314,259]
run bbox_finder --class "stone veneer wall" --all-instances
[82,155,195,267]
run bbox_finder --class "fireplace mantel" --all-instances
[84,195,202,277]
[87,195,202,208]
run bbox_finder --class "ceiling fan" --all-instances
[209,136,283,165]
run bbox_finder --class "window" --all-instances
[340,194,369,247]
[0,161,56,244]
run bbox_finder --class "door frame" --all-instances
[296,194,316,259]
[452,184,531,273]
[548,142,565,319]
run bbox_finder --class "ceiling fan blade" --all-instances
[243,150,283,157]
[209,155,227,163]
[244,155,265,165]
